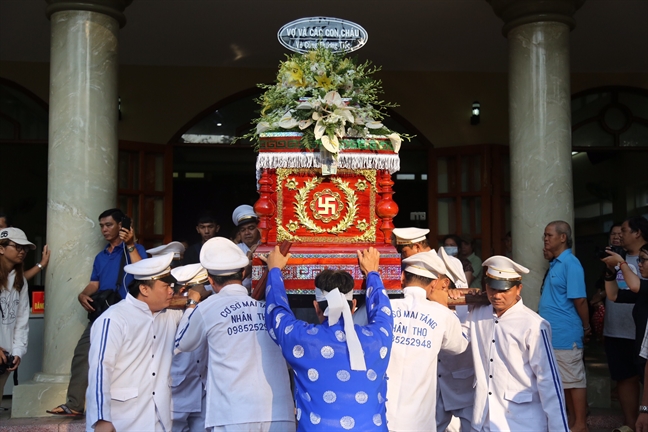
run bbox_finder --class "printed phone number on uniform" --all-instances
[227,323,267,335]
[393,335,432,348]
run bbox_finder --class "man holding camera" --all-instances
[47,208,145,417]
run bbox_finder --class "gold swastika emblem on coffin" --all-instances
[275,168,378,243]
[310,189,343,223]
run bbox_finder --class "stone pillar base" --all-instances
[11,373,70,418]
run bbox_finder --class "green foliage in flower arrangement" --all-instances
[240,46,405,154]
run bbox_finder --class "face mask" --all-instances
[444,246,458,256]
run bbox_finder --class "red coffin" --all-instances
[251,133,402,294]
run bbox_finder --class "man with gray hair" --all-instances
[538,220,589,432]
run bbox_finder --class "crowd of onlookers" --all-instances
[1,209,648,432]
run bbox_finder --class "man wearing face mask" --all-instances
[443,235,474,287]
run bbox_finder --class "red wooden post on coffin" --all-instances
[251,133,403,297]
[254,168,275,244]
[377,170,398,244]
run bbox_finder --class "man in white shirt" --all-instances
[461,255,568,432]
[174,237,294,432]
[386,250,468,432]
[86,252,202,432]
[437,247,475,432]
[169,263,211,432]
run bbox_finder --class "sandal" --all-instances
[46,404,84,417]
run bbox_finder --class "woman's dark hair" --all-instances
[0,238,25,291]
[442,234,462,248]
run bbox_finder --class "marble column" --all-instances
[12,0,131,417]
[487,0,584,311]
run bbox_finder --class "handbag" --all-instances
[87,251,127,322]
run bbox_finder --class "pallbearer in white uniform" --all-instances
[147,241,186,267]
[385,251,468,432]
[170,263,210,432]
[86,252,202,432]
[437,247,475,432]
[463,256,569,432]
[174,237,295,432]
[231,205,260,292]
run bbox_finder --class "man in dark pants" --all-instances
[46,208,145,416]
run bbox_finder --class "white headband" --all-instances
[314,287,366,371]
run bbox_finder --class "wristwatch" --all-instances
[127,245,136,253]
[186,299,198,307]
[640,405,648,413]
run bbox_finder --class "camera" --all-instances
[594,245,626,260]
[0,350,15,374]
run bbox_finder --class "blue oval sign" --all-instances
[277,17,368,54]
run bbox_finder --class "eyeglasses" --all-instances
[6,243,29,253]
[638,256,647,265]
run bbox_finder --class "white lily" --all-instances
[387,132,402,153]
[278,111,298,129]
[256,122,271,134]
[322,91,345,108]
[365,120,384,129]
[320,135,340,154]
[334,108,354,125]
[298,119,312,130]
[295,101,314,110]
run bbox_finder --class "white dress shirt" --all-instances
[465,300,569,432]
[0,270,29,359]
[386,286,468,432]
[86,294,183,431]
[174,284,294,428]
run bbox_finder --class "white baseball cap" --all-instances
[124,253,174,280]
[147,241,185,259]
[392,227,429,245]
[438,247,468,288]
[0,228,36,250]
[171,263,208,285]
[200,237,249,276]
[402,250,447,280]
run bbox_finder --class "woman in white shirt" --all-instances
[0,227,34,395]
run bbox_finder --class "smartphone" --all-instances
[121,216,132,231]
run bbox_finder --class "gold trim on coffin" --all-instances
[276,168,377,243]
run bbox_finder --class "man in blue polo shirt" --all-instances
[47,208,146,417]
[539,220,590,432]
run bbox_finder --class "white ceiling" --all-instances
[0,0,646,73]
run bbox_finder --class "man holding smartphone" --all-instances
[47,208,146,417]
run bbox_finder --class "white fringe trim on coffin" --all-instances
[255,152,400,177]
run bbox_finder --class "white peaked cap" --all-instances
[483,255,529,280]
[392,227,430,245]
[124,253,174,280]
[402,250,447,280]
[171,263,208,285]
[147,241,185,259]
[0,228,36,250]
[232,204,258,226]
[437,247,468,288]
[200,237,249,276]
